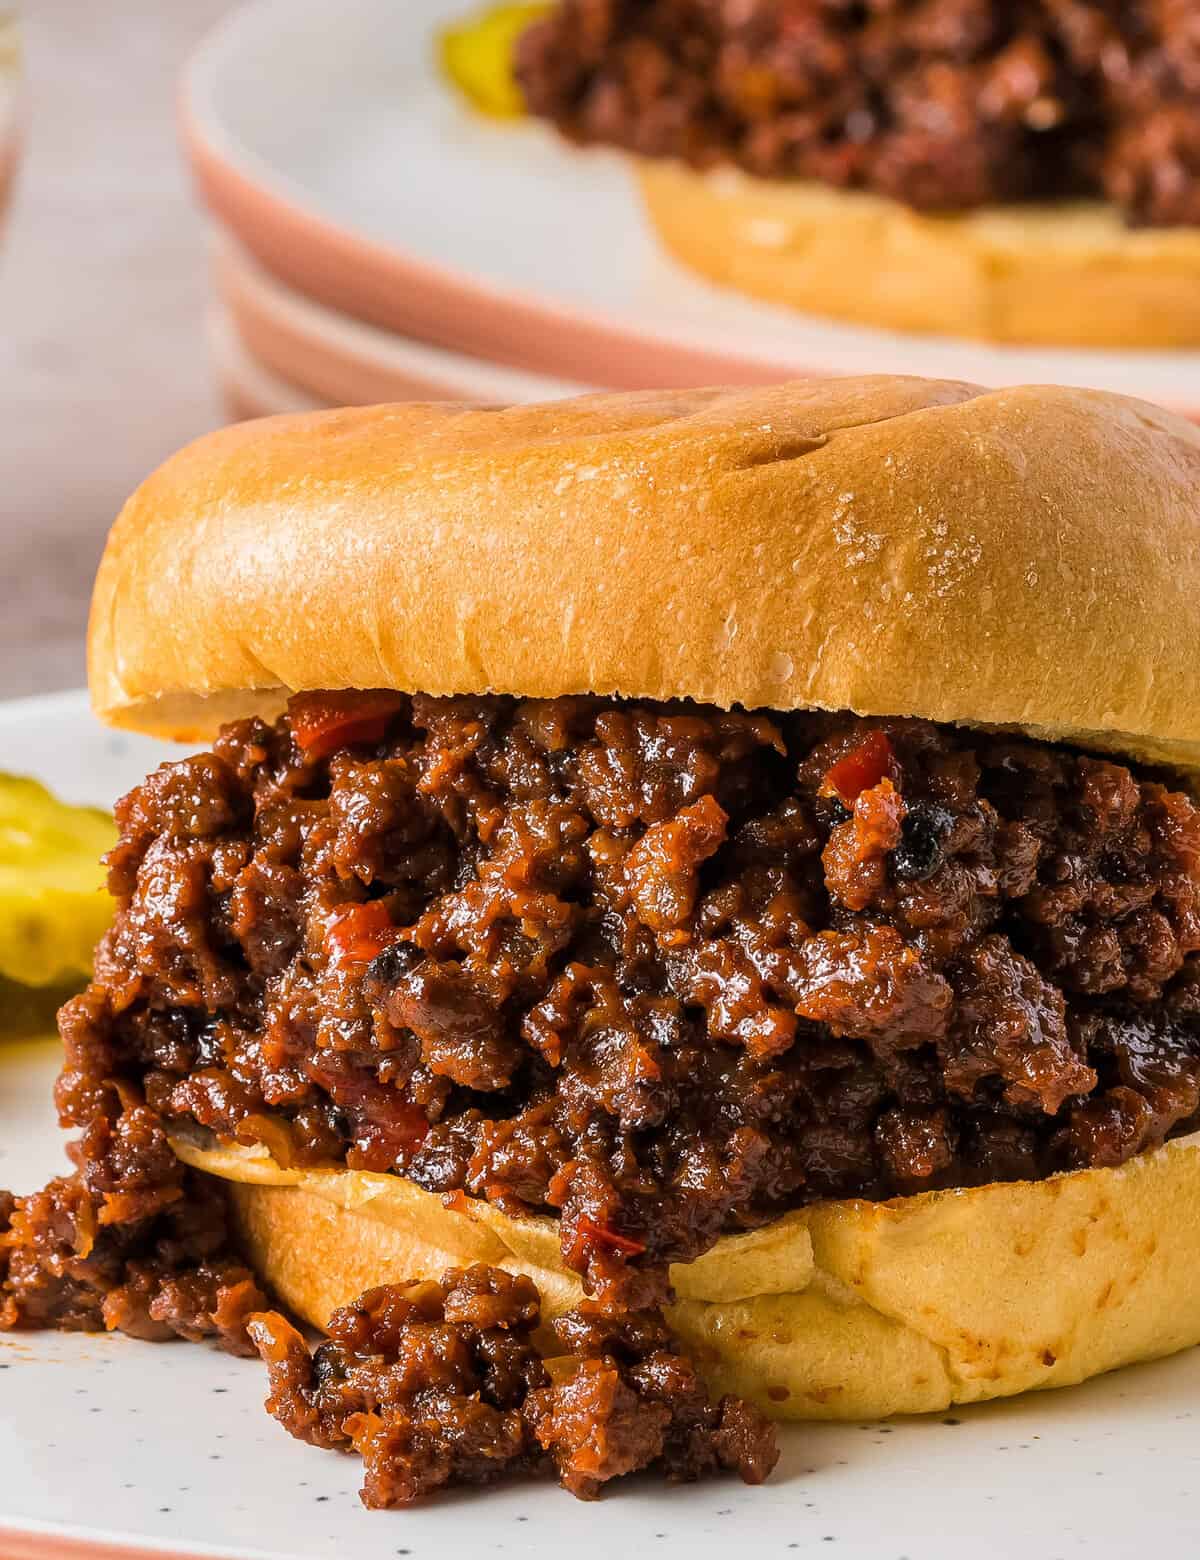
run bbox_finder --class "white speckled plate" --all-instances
[2,689,1199,1560]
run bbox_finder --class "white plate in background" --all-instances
[184,0,1200,410]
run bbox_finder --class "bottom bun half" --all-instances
[637,160,1200,347]
[172,1134,1200,1421]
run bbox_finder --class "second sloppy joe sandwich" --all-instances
[516,3,1200,347]
[79,376,1200,1421]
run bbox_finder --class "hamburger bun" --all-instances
[172,1132,1200,1420]
[90,376,1200,1417]
[637,162,1200,348]
[90,378,1200,767]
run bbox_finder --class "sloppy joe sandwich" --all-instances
[515,3,1200,347]
[17,377,1200,1430]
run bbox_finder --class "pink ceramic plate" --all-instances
[213,229,596,407]
[182,0,763,391]
[208,304,329,420]
[183,0,1200,410]
[0,12,22,234]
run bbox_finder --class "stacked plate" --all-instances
[0,11,21,237]
[209,236,589,417]
[185,0,1200,418]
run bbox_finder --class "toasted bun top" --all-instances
[89,378,1200,768]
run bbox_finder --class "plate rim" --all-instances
[182,117,780,391]
[212,229,599,405]
[0,1517,247,1560]
[180,0,1200,409]
[179,0,853,390]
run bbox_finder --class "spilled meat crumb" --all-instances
[248,1264,777,1507]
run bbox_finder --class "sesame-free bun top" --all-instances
[89,377,1200,768]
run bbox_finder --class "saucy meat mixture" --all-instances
[31,690,1200,1303]
[250,1266,776,1505]
[516,0,1200,226]
[4,688,1200,1500]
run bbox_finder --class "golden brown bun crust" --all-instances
[638,163,1200,347]
[89,378,1200,769]
[174,1135,1200,1420]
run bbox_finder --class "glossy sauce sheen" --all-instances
[248,1266,777,1505]
[517,0,1200,227]
[45,691,1200,1311]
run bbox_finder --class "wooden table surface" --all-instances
[0,0,235,702]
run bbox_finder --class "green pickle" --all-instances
[0,775,115,1013]
[439,3,548,119]
[0,974,82,1041]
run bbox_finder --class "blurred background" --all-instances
[1,3,230,699]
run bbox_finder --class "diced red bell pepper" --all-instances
[326,900,400,964]
[821,730,896,806]
[576,1214,647,1257]
[289,690,406,762]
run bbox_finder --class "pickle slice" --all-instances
[0,973,81,1041]
[0,774,116,987]
[439,3,549,119]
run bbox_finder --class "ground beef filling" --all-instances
[0,1148,266,1352]
[248,1265,776,1506]
[516,0,1200,227]
[30,690,1200,1317]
